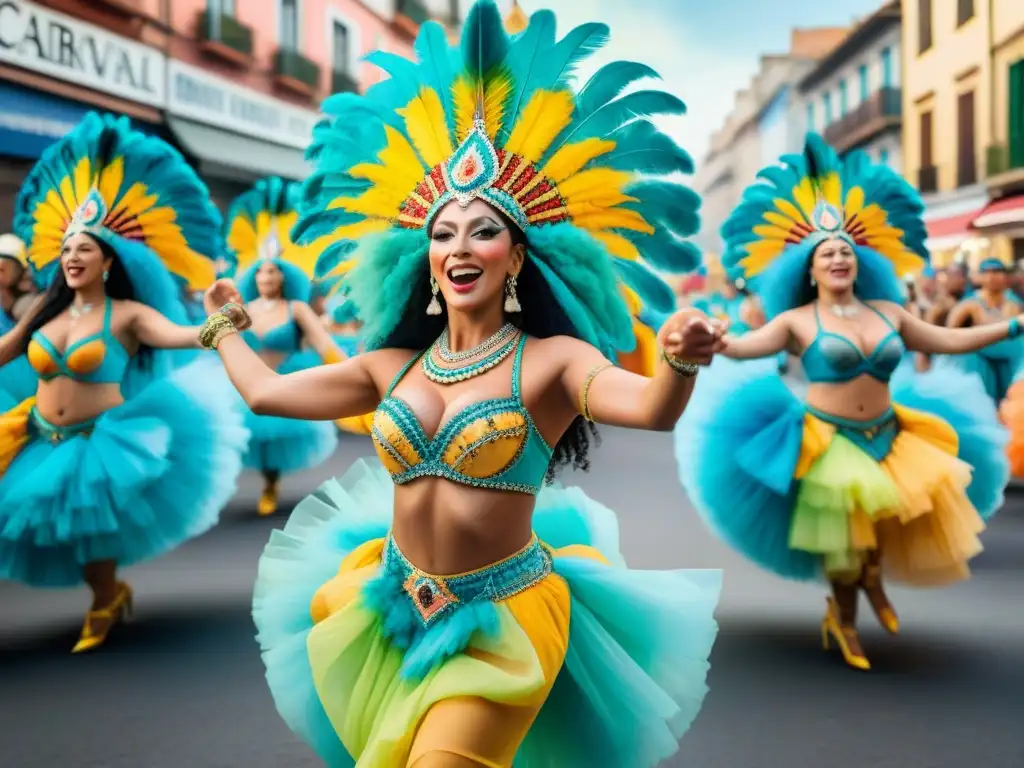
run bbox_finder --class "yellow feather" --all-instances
[334,219,390,241]
[752,224,794,240]
[397,88,455,168]
[592,231,641,261]
[482,71,512,139]
[505,90,575,163]
[111,183,157,220]
[97,158,124,210]
[763,210,797,229]
[136,208,177,229]
[348,126,425,203]
[856,204,888,227]
[542,139,615,183]
[774,199,807,225]
[739,240,785,276]
[59,176,76,213]
[560,170,634,208]
[844,185,865,214]
[73,157,93,203]
[337,188,408,219]
[451,77,476,143]
[569,208,653,233]
[793,179,816,218]
[820,172,841,207]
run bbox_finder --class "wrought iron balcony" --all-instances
[918,165,938,194]
[396,0,430,26]
[274,49,321,95]
[198,11,253,64]
[985,143,1024,194]
[331,69,360,95]
[822,86,902,153]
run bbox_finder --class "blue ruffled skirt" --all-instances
[940,338,1024,402]
[253,460,721,767]
[674,357,1008,583]
[0,357,249,587]
[240,349,337,474]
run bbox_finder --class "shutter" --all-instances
[958,91,976,185]
[918,0,932,53]
[1010,60,1024,169]
[920,110,933,167]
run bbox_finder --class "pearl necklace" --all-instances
[828,302,860,319]
[436,322,517,362]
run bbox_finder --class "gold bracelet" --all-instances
[208,323,238,350]
[578,362,613,421]
[199,313,235,350]
[660,349,698,377]
[220,302,252,330]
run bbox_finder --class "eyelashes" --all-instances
[431,227,503,241]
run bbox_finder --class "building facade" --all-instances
[0,0,433,224]
[901,0,1024,266]
[796,1,902,173]
[693,28,848,266]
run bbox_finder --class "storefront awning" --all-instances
[167,116,311,183]
[971,195,1024,230]
[925,209,983,250]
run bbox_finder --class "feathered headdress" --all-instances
[224,177,322,302]
[293,0,700,356]
[721,133,928,317]
[13,112,218,292]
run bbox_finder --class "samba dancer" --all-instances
[203,3,721,764]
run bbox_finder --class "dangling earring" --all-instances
[810,276,817,287]
[102,270,109,283]
[426,276,442,315]
[504,274,521,313]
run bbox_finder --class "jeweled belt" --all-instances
[29,408,96,444]
[382,533,553,627]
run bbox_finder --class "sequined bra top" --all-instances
[241,303,302,353]
[801,301,904,384]
[371,334,553,495]
[27,297,129,384]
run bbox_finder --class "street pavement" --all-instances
[2,427,1023,767]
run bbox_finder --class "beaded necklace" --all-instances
[436,322,517,362]
[422,327,521,384]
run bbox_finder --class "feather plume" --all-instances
[577,61,660,117]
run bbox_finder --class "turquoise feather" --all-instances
[548,90,686,153]
[614,259,676,313]
[412,22,459,135]
[628,230,702,275]
[462,0,509,80]
[577,61,660,117]
[601,120,694,175]
[498,10,557,143]
[624,180,701,235]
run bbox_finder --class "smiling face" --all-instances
[810,237,857,294]
[61,232,112,291]
[428,199,525,315]
[255,260,285,299]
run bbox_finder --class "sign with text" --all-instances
[167,60,319,149]
[0,0,165,106]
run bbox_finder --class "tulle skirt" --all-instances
[253,460,721,767]
[941,339,1023,403]
[0,358,248,587]
[240,349,338,473]
[999,364,1024,475]
[675,358,1008,585]
[0,355,38,403]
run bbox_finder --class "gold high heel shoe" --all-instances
[72,582,133,654]
[861,562,899,635]
[821,597,871,671]
[258,483,279,517]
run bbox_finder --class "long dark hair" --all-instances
[383,213,600,483]
[18,234,152,368]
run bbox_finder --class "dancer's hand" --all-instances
[204,278,243,316]
[658,308,728,366]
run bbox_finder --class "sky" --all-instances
[508,0,886,170]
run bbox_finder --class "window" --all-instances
[957,90,976,186]
[918,0,932,54]
[858,64,869,101]
[332,21,350,72]
[1011,60,1024,169]
[806,102,814,132]
[957,0,975,27]
[881,47,892,87]
[280,0,298,51]
[880,147,889,166]
[839,80,848,116]
[919,109,935,191]
[209,0,235,15]
[824,92,833,124]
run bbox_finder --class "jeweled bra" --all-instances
[371,334,552,494]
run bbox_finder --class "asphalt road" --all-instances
[2,427,1023,768]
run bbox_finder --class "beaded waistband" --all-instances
[806,405,896,432]
[29,408,96,444]
[382,534,553,627]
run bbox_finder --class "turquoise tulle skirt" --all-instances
[252,460,721,767]
[240,349,337,474]
[940,338,1024,402]
[674,357,1008,582]
[0,358,249,587]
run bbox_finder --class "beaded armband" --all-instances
[579,363,613,422]
[660,349,698,378]
[199,313,237,350]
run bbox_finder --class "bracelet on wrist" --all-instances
[199,312,237,350]
[219,302,252,330]
[660,349,698,378]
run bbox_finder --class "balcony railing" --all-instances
[918,165,938,193]
[198,11,253,61]
[331,69,360,95]
[822,86,902,153]
[396,0,431,26]
[274,49,321,94]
